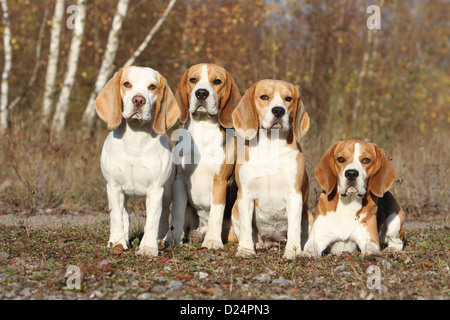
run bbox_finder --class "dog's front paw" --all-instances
[236,246,256,258]
[299,250,315,259]
[137,246,158,257]
[283,249,301,260]
[362,242,380,257]
[202,238,224,250]
[163,234,182,248]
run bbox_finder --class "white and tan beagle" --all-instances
[95,66,184,257]
[303,140,405,257]
[173,63,241,249]
[230,79,313,260]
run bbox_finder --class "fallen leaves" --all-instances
[176,273,193,281]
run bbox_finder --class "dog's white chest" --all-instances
[182,120,225,210]
[317,198,364,239]
[239,136,300,240]
[240,136,298,203]
[101,129,172,197]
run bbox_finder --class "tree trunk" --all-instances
[0,0,12,133]
[51,0,86,135]
[122,0,177,68]
[8,4,49,111]
[81,0,129,128]
[41,0,65,125]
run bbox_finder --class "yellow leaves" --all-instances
[414,92,425,99]
[419,123,426,133]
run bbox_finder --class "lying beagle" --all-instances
[174,63,241,249]
[230,79,313,260]
[303,140,405,257]
[95,66,184,257]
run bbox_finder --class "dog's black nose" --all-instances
[345,169,359,181]
[271,106,285,118]
[132,95,146,108]
[195,89,209,100]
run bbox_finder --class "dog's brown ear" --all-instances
[153,72,180,136]
[291,85,310,142]
[369,145,395,198]
[232,84,258,140]
[174,69,190,124]
[315,143,338,195]
[95,69,124,130]
[218,71,241,128]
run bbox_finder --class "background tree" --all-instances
[80,0,130,129]
[51,0,86,136]
[0,0,11,132]
[41,0,65,125]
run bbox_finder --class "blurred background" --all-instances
[0,0,448,220]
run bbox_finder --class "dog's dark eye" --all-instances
[148,84,157,90]
[337,157,345,163]
[260,95,269,100]
[213,79,222,85]
[285,97,293,102]
[362,157,371,164]
[189,78,197,84]
[123,81,131,88]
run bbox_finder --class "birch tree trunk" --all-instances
[0,0,12,133]
[41,0,65,125]
[8,5,49,111]
[81,0,129,128]
[122,0,177,68]
[51,0,86,135]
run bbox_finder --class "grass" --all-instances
[0,221,448,300]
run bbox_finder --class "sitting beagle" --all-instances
[230,79,313,260]
[303,140,405,257]
[95,66,184,257]
[173,63,241,249]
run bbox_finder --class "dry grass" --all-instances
[1,117,448,219]
[0,118,107,214]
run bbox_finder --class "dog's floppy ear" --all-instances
[232,84,258,140]
[315,143,338,195]
[174,68,190,124]
[218,71,241,128]
[369,144,395,198]
[291,85,310,142]
[95,69,124,130]
[153,72,180,136]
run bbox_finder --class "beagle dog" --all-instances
[173,63,241,249]
[95,66,184,257]
[303,140,406,257]
[230,79,313,260]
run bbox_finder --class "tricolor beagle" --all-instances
[230,79,313,260]
[95,66,184,257]
[174,63,241,249]
[303,140,406,257]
